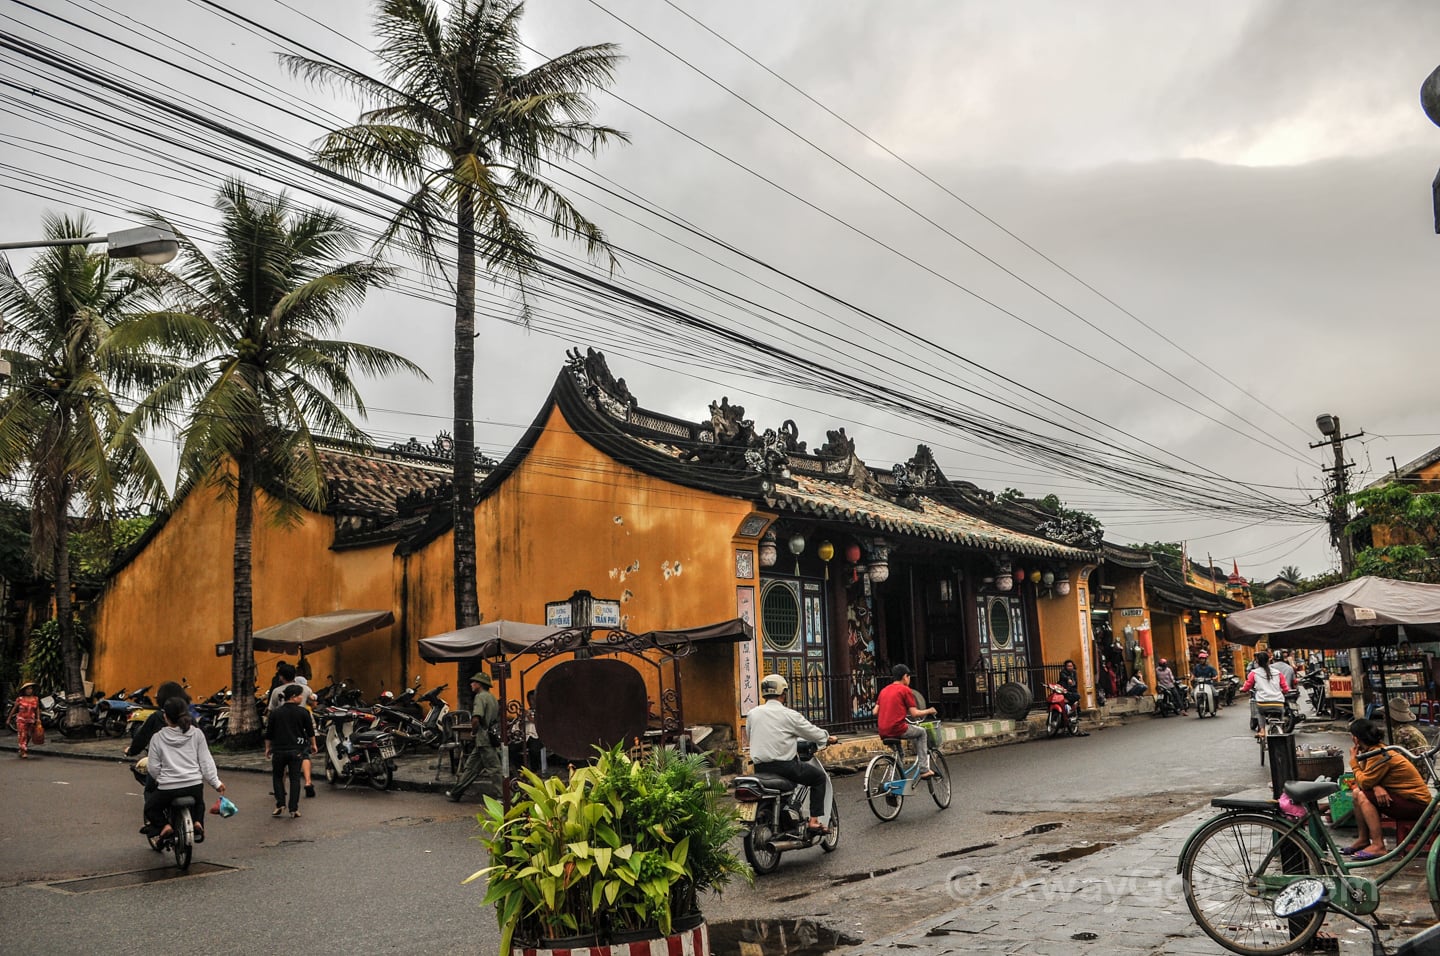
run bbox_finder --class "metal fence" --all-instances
[787,662,1067,734]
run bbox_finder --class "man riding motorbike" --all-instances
[745,674,836,835]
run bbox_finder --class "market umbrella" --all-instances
[416,620,563,662]
[1226,577,1440,649]
[218,609,395,656]
[1227,577,1440,734]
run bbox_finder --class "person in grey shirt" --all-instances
[746,673,835,834]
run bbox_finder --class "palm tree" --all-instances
[1279,565,1302,584]
[124,180,424,744]
[284,0,627,633]
[0,213,171,734]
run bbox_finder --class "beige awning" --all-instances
[249,609,395,655]
[1227,577,1440,649]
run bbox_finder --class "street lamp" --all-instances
[0,224,179,265]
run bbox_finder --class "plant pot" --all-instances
[514,922,707,955]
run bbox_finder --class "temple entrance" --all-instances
[760,577,830,725]
[977,592,1034,691]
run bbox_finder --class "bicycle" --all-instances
[863,721,951,821]
[1256,704,1288,766]
[1177,742,1440,955]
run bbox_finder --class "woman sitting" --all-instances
[1344,718,1432,860]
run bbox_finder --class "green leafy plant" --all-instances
[467,744,748,951]
[23,617,87,693]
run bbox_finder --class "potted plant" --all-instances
[468,744,749,953]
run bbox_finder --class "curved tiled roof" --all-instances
[771,473,1096,561]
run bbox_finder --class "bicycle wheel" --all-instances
[864,753,903,821]
[1180,813,1324,956]
[928,753,952,809]
[172,808,193,872]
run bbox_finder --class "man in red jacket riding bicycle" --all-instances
[876,664,938,778]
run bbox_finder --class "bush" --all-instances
[468,744,748,950]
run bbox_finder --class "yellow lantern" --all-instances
[818,541,834,579]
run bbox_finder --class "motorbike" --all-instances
[1192,676,1218,719]
[194,687,229,742]
[317,704,397,791]
[732,740,838,874]
[1283,688,1305,733]
[1154,681,1188,717]
[1217,674,1241,707]
[1045,683,1082,736]
[1300,669,1333,718]
[369,681,449,753]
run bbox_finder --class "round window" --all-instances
[761,583,801,651]
[988,598,1012,649]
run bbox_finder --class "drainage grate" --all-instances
[48,862,236,894]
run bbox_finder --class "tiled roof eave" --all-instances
[771,494,1097,562]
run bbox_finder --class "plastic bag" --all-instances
[1278,793,1307,820]
[31,721,45,745]
[209,796,238,817]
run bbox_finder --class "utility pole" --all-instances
[1311,413,1364,716]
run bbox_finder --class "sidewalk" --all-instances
[0,731,460,793]
[849,795,1440,956]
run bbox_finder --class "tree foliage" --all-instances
[1345,484,1440,583]
[122,180,422,743]
[0,213,171,731]
[285,0,626,634]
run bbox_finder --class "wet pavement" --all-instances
[9,716,1440,954]
[848,794,1440,956]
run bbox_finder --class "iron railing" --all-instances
[790,663,1069,733]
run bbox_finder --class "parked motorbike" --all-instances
[194,687,229,742]
[1283,688,1305,733]
[369,681,449,753]
[1300,670,1333,718]
[732,740,838,874]
[1045,683,1082,736]
[1193,676,1218,719]
[317,704,396,790]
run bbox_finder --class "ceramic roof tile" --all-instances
[316,444,452,521]
[772,474,1094,560]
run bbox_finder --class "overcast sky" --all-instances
[3,0,1438,582]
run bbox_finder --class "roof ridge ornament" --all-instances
[891,444,941,509]
[566,347,636,420]
[688,396,793,482]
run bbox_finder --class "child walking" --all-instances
[6,681,41,758]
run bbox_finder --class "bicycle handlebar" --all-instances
[1356,742,1440,762]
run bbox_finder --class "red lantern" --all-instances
[844,543,862,564]
[1014,567,1026,583]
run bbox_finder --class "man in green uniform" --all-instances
[447,672,500,802]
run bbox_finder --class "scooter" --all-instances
[317,704,397,791]
[732,740,838,875]
[1217,674,1241,707]
[1154,682,1186,717]
[1283,688,1305,733]
[1045,683,1082,736]
[1193,676,1218,718]
[1300,669,1332,718]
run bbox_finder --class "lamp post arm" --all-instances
[0,236,101,252]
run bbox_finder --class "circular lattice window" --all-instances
[988,598,1012,649]
[761,582,801,651]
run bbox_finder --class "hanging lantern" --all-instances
[818,541,834,580]
[1041,570,1055,587]
[1056,569,1071,597]
[1014,567,1026,584]
[1029,569,1042,584]
[758,529,778,568]
[844,542,862,564]
[788,533,805,575]
[996,573,1013,592]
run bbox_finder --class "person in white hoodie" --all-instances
[144,697,226,842]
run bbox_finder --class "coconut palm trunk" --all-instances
[54,474,92,734]
[228,450,259,742]
[453,185,480,632]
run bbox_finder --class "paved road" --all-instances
[4,703,1432,954]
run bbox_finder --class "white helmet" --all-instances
[760,673,788,698]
